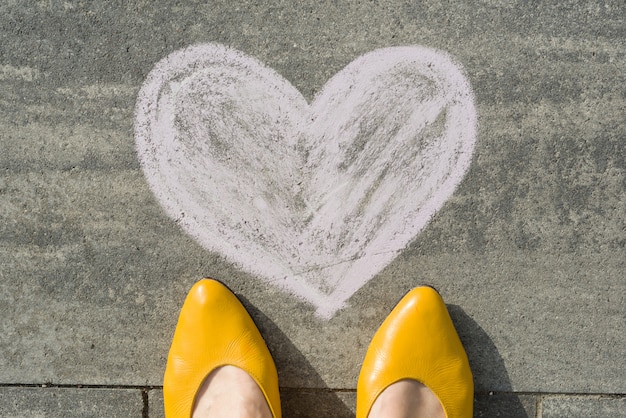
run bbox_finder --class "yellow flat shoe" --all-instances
[163,279,281,418]
[356,286,473,418]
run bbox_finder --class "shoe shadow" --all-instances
[448,305,531,418]
[239,295,355,418]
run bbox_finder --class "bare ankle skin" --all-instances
[368,380,445,418]
[192,366,273,418]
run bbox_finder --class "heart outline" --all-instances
[134,43,477,318]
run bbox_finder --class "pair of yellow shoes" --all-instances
[164,279,473,417]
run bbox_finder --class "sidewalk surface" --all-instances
[1,1,624,417]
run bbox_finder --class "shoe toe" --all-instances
[164,279,281,418]
[357,286,473,418]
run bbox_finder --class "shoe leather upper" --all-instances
[356,286,473,418]
[163,279,281,418]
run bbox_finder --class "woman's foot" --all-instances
[368,380,445,418]
[192,365,272,418]
[356,286,473,418]
[163,279,281,417]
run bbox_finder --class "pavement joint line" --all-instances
[0,384,624,398]
[141,389,149,418]
[0,383,162,390]
[535,395,542,418]
[473,391,626,398]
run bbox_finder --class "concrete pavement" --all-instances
[1,0,624,416]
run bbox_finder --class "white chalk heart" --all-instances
[135,43,476,318]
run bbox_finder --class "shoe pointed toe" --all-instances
[164,279,281,418]
[357,286,473,418]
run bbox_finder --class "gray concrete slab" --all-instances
[280,390,357,418]
[0,0,624,415]
[148,390,164,418]
[474,392,537,418]
[0,387,143,417]
[541,395,626,418]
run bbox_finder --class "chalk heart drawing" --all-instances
[135,43,476,318]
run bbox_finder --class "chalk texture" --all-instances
[135,44,476,318]
[0,0,624,416]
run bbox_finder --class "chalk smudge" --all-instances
[134,44,477,318]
